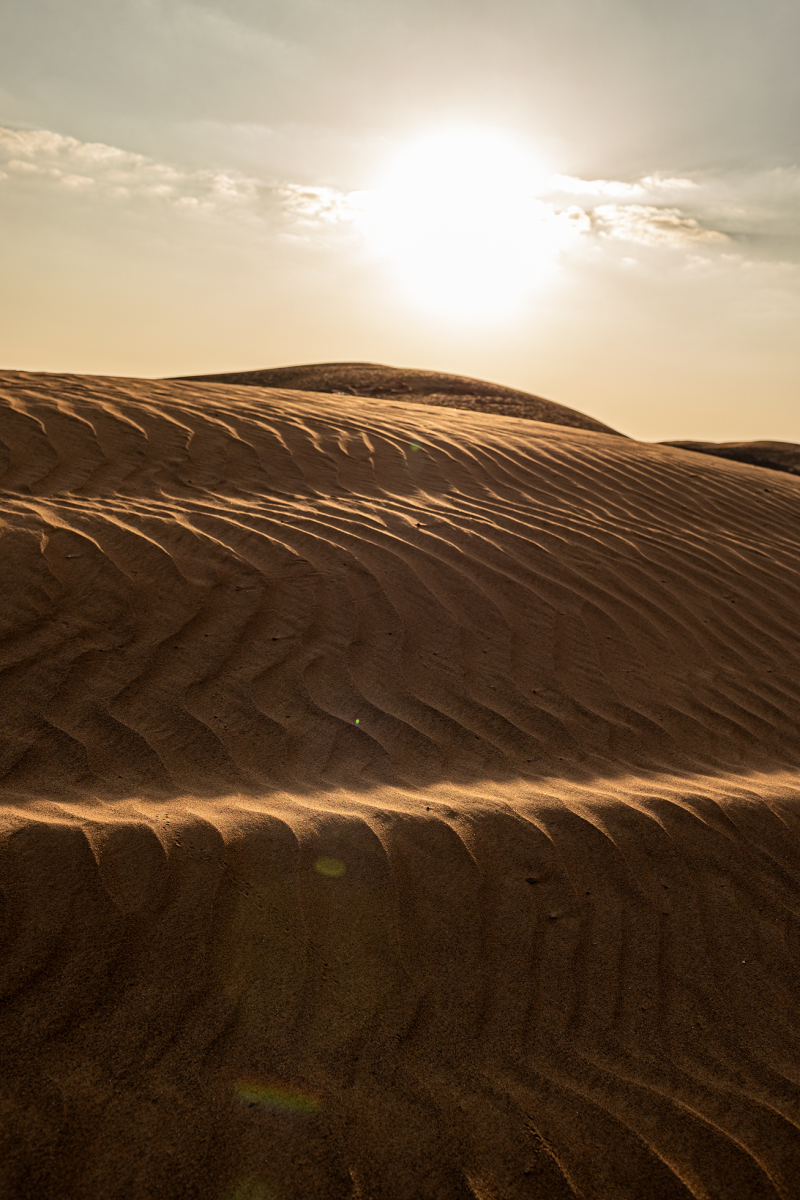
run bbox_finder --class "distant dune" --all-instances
[2,367,800,1200]
[179,361,621,436]
[663,439,800,476]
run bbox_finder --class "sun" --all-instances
[372,126,559,323]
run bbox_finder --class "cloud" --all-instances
[537,173,727,248]
[546,175,648,200]
[0,125,376,241]
[0,126,264,213]
[541,172,729,248]
[544,167,800,252]
[3,125,798,263]
[547,173,699,200]
[276,184,370,225]
[591,204,728,247]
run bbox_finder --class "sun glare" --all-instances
[373,127,562,323]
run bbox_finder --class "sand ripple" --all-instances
[1,370,800,1198]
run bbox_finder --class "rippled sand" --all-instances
[2,368,800,1199]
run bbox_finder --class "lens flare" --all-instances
[314,856,346,877]
[222,1175,279,1200]
[235,1080,319,1117]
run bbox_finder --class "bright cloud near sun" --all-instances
[368,127,579,323]
[2,123,789,332]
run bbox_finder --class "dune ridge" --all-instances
[178,361,620,436]
[1,369,800,1199]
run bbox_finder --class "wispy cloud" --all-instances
[0,125,376,238]
[591,204,728,247]
[547,173,699,199]
[542,168,800,251]
[547,175,649,200]
[0,126,265,213]
[3,125,798,261]
[276,184,370,225]
[542,173,728,248]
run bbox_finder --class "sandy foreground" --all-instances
[1,369,800,1199]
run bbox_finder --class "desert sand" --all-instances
[1,365,800,1199]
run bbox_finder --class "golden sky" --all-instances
[1,0,798,441]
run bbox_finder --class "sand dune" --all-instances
[1,368,800,1199]
[180,361,620,436]
[663,440,800,477]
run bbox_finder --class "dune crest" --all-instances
[1,368,800,1199]
[178,361,621,436]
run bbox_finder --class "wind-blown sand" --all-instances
[1,367,800,1199]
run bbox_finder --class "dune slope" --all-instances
[1,369,800,1200]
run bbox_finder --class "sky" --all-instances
[1,0,798,442]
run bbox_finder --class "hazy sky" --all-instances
[1,0,798,440]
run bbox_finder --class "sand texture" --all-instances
[180,362,620,436]
[1,368,800,1199]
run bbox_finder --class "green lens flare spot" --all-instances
[315,856,346,878]
[354,717,360,724]
[235,1080,319,1117]
[222,1174,280,1200]
[410,442,421,451]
